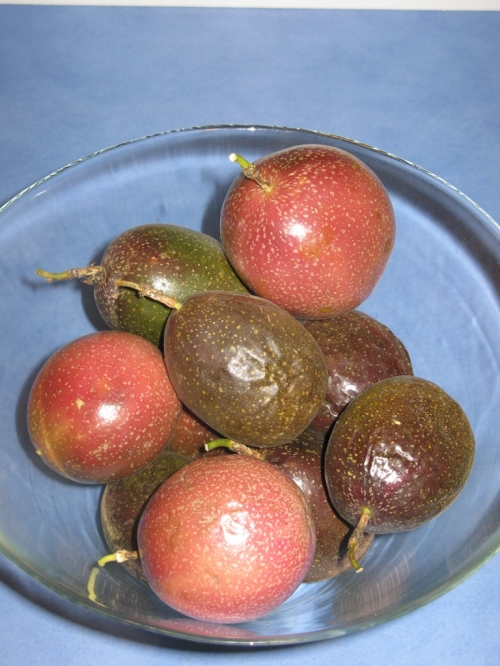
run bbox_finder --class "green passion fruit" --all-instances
[37,224,248,346]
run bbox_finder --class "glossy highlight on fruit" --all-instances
[304,311,413,434]
[324,375,475,535]
[163,290,328,448]
[137,454,316,623]
[27,331,181,483]
[221,144,396,319]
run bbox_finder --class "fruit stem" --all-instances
[205,438,265,459]
[114,280,183,310]
[97,549,138,567]
[229,153,272,193]
[87,550,138,602]
[87,566,100,602]
[36,264,103,284]
[348,508,372,573]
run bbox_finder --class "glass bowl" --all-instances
[1,125,500,646]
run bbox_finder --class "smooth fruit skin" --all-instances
[324,376,475,533]
[221,144,395,319]
[163,291,328,448]
[101,449,190,581]
[27,331,181,483]
[304,311,413,434]
[165,406,221,459]
[137,455,316,624]
[94,224,248,346]
[259,428,373,582]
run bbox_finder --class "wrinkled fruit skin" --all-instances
[304,311,413,434]
[221,144,395,319]
[94,224,248,346]
[259,428,373,582]
[101,450,190,580]
[163,291,328,448]
[324,375,475,533]
[137,455,316,624]
[27,331,181,483]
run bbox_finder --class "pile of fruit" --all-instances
[27,144,475,625]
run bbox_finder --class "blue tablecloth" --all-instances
[1,6,499,665]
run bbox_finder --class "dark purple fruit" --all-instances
[100,449,191,580]
[163,291,328,448]
[37,224,248,346]
[257,428,373,582]
[324,375,475,569]
[304,311,412,434]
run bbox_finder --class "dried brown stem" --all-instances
[348,508,372,573]
[36,264,104,284]
[114,280,182,310]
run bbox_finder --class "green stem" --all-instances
[205,438,265,459]
[97,549,138,567]
[229,153,272,193]
[87,550,138,602]
[87,566,100,602]
[348,508,372,573]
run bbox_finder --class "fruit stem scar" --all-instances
[229,153,273,193]
[114,279,182,310]
[348,507,372,573]
[36,264,103,284]
[205,438,265,459]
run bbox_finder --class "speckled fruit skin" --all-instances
[220,144,396,319]
[304,311,413,434]
[27,331,181,483]
[94,224,248,346]
[324,375,475,533]
[165,406,221,459]
[258,428,373,582]
[137,455,316,624]
[163,291,328,448]
[101,449,190,580]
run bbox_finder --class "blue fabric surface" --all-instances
[1,6,499,665]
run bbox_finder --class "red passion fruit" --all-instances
[27,330,181,483]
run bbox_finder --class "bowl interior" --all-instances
[1,125,500,645]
